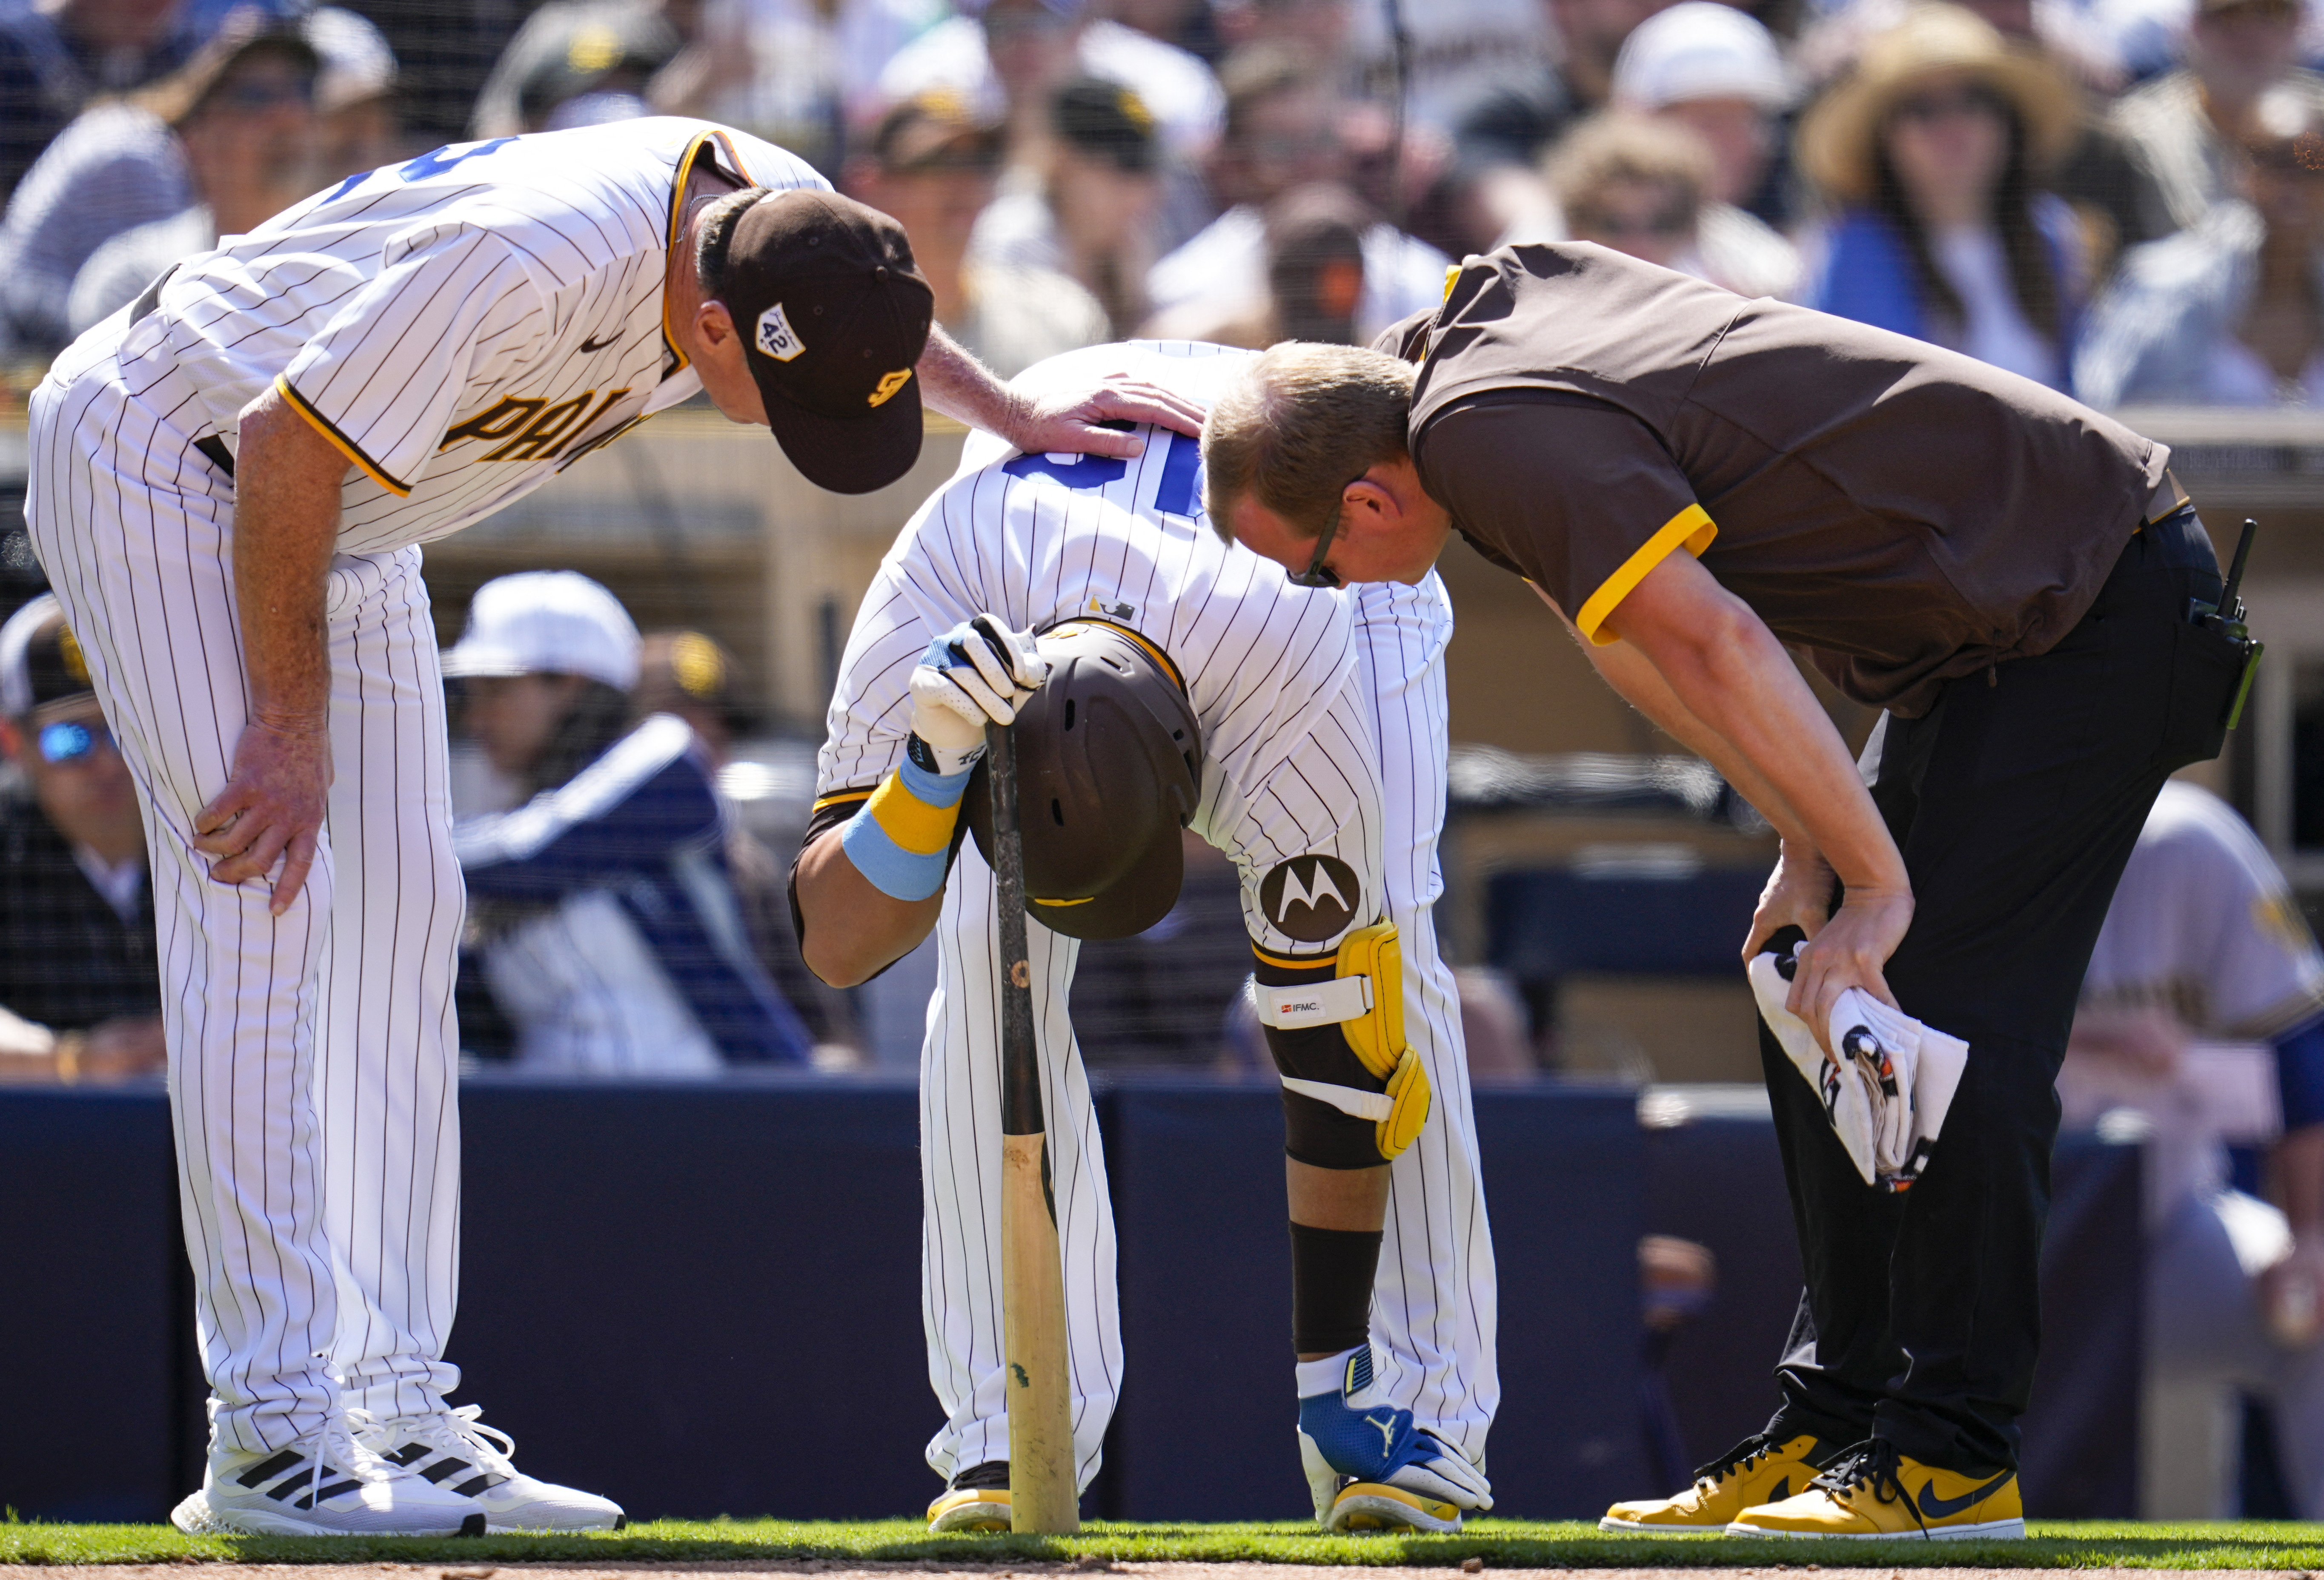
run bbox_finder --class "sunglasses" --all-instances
[1289,515,1342,588]
[982,9,1069,40]
[37,718,112,765]
[1574,203,1694,239]
[212,75,314,112]
[1890,83,2010,124]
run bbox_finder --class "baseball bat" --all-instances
[987,719,1079,1534]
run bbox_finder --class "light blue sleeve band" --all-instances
[840,813,950,901]
[838,754,978,902]
[898,751,973,809]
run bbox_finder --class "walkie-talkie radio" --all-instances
[2192,517,2265,732]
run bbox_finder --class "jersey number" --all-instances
[999,431,1203,519]
[316,136,519,208]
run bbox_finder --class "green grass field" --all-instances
[5,1519,2324,1568]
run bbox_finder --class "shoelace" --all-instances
[405,1403,520,1478]
[1808,1439,1929,1537]
[289,1408,400,1513]
[1689,1432,1779,1492]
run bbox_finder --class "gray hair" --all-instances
[694,186,769,303]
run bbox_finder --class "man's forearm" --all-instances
[794,827,947,987]
[1542,588,1813,843]
[1605,565,1903,893]
[913,325,1023,442]
[233,392,349,728]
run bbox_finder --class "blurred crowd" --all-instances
[0,0,2322,399]
[0,0,2321,1081]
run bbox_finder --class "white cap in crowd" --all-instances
[1613,1,1795,110]
[304,5,398,114]
[442,571,641,691]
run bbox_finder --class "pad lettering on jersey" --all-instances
[1262,855,1360,942]
[758,303,806,361]
[441,388,630,462]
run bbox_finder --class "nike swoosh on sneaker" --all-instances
[1916,1471,2012,1519]
[580,333,620,353]
[1765,1476,1788,1502]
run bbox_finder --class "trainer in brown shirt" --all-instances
[1205,238,2238,1517]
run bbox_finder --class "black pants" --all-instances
[1760,508,2243,1474]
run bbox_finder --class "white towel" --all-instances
[1748,941,1969,1192]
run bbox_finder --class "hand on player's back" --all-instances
[1007,377,1206,461]
[192,717,333,915]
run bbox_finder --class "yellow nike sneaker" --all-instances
[1727,1439,2024,1540]
[926,1461,1011,1533]
[1599,1431,1829,1535]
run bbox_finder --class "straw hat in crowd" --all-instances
[1795,3,2082,205]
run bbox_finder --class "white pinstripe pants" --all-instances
[918,577,1499,1489]
[28,339,466,1453]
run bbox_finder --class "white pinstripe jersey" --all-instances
[816,340,1390,958]
[111,117,824,556]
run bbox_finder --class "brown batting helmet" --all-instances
[966,621,1202,941]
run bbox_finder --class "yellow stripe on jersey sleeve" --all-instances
[274,377,413,497]
[1573,504,1717,646]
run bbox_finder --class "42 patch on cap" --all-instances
[1260,854,1361,942]
[756,302,806,362]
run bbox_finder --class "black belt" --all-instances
[2141,499,2215,574]
[128,262,236,480]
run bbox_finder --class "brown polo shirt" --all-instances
[1382,244,2169,714]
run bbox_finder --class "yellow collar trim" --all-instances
[661,129,757,377]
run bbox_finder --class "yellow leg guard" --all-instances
[1334,922,1406,1081]
[1377,1046,1431,1159]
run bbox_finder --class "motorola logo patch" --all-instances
[1259,855,1361,942]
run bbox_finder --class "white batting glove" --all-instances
[907,615,1049,776]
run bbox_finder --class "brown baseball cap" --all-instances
[720,189,936,494]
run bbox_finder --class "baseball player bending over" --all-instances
[27,116,1195,1536]
[790,341,1499,1534]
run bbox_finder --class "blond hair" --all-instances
[1203,342,1416,542]
[1543,112,1711,219]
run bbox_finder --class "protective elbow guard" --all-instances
[1255,922,1432,1165]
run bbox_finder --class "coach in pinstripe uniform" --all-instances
[25,115,1198,1537]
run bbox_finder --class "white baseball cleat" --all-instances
[361,1403,626,1531]
[171,1411,487,1536]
